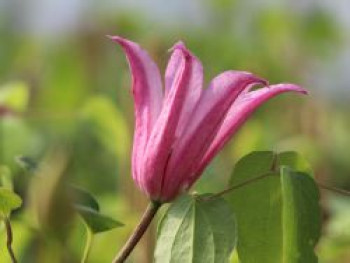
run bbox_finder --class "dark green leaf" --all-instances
[0,187,22,217]
[75,205,123,233]
[155,194,236,263]
[281,167,321,263]
[15,155,39,173]
[277,151,313,175]
[70,185,100,211]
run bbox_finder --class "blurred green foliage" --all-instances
[0,0,349,262]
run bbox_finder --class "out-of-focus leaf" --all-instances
[15,155,39,173]
[38,48,86,111]
[70,185,99,212]
[281,167,321,263]
[227,151,321,263]
[81,96,130,160]
[2,118,39,166]
[75,205,123,234]
[0,165,13,190]
[0,187,22,217]
[155,194,236,263]
[0,81,29,112]
[318,195,350,262]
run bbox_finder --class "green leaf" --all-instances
[0,81,29,112]
[277,151,313,175]
[70,185,100,211]
[155,194,236,263]
[15,155,39,173]
[228,151,282,263]
[81,96,130,160]
[281,167,321,263]
[0,187,22,217]
[227,151,321,263]
[0,166,13,190]
[75,205,123,234]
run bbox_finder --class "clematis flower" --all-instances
[109,36,307,202]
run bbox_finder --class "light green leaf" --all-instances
[281,167,321,263]
[0,81,29,112]
[227,151,321,263]
[228,151,282,263]
[0,187,22,217]
[155,194,236,263]
[75,205,123,234]
[0,166,13,190]
[81,96,130,160]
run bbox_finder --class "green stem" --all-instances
[112,201,162,263]
[4,217,17,263]
[203,173,350,201]
[317,182,350,196]
[81,226,93,263]
[202,172,273,201]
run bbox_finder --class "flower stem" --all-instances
[113,201,162,263]
[81,226,93,263]
[4,217,17,263]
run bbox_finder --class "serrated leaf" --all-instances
[70,185,99,211]
[227,151,321,263]
[0,188,22,217]
[155,194,236,263]
[281,167,321,263]
[75,205,123,234]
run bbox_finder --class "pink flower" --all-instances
[109,36,307,202]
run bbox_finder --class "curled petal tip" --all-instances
[239,71,269,86]
[107,35,132,48]
[259,78,269,87]
[280,83,309,95]
[106,35,121,41]
[168,41,192,59]
[249,74,269,87]
[298,86,309,95]
[168,40,186,51]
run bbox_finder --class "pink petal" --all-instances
[192,83,308,183]
[161,71,267,200]
[165,41,203,136]
[108,36,163,190]
[141,42,203,199]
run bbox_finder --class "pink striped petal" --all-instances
[161,71,267,200]
[165,42,203,136]
[190,83,307,184]
[108,36,163,190]
[141,42,203,199]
